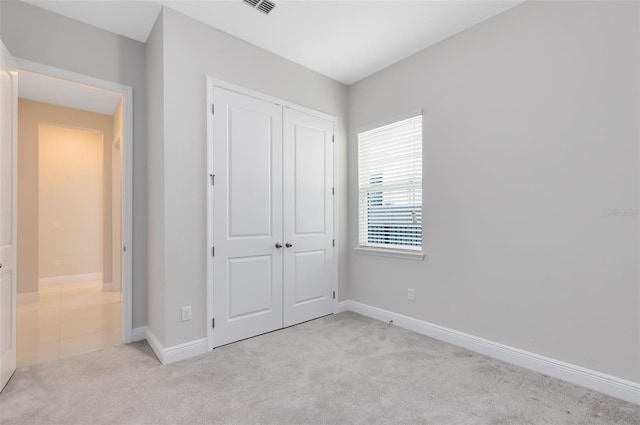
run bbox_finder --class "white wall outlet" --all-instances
[181,306,192,321]
[408,288,415,301]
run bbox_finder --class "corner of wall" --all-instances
[145,9,167,345]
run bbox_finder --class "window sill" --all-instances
[354,247,425,261]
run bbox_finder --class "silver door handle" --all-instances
[275,242,282,249]
[285,242,293,248]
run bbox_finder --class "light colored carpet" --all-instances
[0,312,638,424]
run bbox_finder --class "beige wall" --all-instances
[38,124,104,278]
[17,99,114,293]
[111,99,123,291]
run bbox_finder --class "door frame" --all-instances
[205,77,339,351]
[16,59,134,343]
[1,40,18,392]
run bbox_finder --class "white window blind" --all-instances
[358,115,422,251]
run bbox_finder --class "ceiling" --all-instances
[23,0,524,85]
[19,70,122,115]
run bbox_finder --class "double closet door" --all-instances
[212,87,335,348]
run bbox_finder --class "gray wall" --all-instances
[145,12,165,343]
[348,0,640,382]
[152,7,349,347]
[1,1,148,328]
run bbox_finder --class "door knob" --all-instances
[285,242,293,248]
[275,242,282,249]
[0,263,2,269]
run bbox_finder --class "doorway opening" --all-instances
[14,65,132,366]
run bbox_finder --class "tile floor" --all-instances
[17,280,122,367]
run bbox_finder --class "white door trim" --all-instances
[206,77,339,351]
[1,40,18,392]
[15,59,134,344]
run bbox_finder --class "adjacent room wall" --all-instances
[110,98,123,292]
[17,99,113,293]
[38,124,104,279]
[1,0,148,327]
[348,0,640,383]
[149,7,349,347]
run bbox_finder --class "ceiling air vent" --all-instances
[257,0,276,14]
[243,0,276,15]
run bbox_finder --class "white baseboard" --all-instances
[131,326,147,342]
[336,300,349,313]
[342,300,640,405]
[145,328,208,365]
[39,272,103,286]
[17,292,39,304]
[102,281,121,292]
[145,328,164,363]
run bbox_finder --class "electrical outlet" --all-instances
[181,306,192,321]
[408,288,415,301]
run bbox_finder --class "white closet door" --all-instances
[282,108,334,327]
[212,87,284,347]
[0,41,17,392]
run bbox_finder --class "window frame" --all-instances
[355,110,425,261]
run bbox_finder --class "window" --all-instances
[357,113,422,254]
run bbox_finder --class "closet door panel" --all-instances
[212,87,283,347]
[292,125,326,235]
[227,106,272,238]
[283,108,335,327]
[292,250,326,304]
